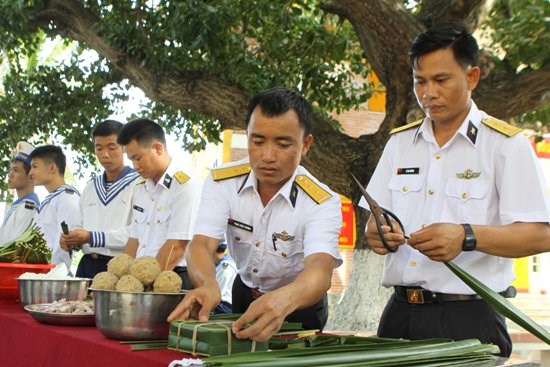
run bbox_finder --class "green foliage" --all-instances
[484,0,550,70]
[0,0,370,188]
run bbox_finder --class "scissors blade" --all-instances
[349,172,380,213]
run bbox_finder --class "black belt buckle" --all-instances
[406,289,425,304]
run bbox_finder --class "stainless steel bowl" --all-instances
[18,278,90,307]
[90,288,186,340]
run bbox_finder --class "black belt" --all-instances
[87,253,113,261]
[394,286,516,304]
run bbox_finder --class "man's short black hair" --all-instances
[245,87,313,137]
[117,118,167,147]
[29,145,66,175]
[92,119,124,138]
[409,22,479,69]
[11,158,31,175]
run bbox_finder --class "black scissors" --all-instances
[349,172,408,252]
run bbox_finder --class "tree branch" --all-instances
[416,0,496,30]
[35,0,249,128]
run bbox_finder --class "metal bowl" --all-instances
[90,288,186,340]
[17,278,91,307]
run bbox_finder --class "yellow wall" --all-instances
[222,129,233,163]
[367,72,386,112]
[513,256,529,292]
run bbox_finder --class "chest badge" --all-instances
[274,230,295,241]
[456,169,481,180]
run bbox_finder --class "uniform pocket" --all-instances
[443,178,491,222]
[388,175,425,222]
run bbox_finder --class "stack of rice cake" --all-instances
[168,320,269,356]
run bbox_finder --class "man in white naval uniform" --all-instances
[362,22,550,357]
[169,88,342,342]
[0,142,39,245]
[117,118,201,289]
[60,120,139,278]
[29,145,81,272]
[213,243,238,314]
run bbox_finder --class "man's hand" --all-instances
[408,223,464,262]
[167,284,221,322]
[60,229,90,251]
[365,214,407,255]
[231,288,295,342]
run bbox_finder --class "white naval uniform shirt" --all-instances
[194,160,343,293]
[215,254,238,305]
[0,193,39,246]
[78,167,139,257]
[35,185,81,269]
[130,160,201,268]
[360,102,550,294]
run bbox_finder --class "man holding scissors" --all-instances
[361,22,550,357]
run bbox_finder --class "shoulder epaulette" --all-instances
[295,175,332,205]
[211,163,251,181]
[65,187,76,194]
[24,201,36,210]
[174,171,190,184]
[390,119,423,135]
[137,177,146,185]
[482,117,522,137]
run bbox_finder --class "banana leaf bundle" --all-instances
[0,223,51,264]
[168,320,269,356]
[203,337,498,366]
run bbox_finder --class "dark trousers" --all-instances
[76,254,112,279]
[232,274,328,331]
[173,266,194,290]
[378,293,512,357]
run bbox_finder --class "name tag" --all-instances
[397,167,419,175]
[133,205,144,213]
[228,218,253,232]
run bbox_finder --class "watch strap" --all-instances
[462,223,477,251]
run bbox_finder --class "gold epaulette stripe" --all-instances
[482,117,522,137]
[174,171,190,184]
[389,119,423,135]
[211,163,251,181]
[137,178,146,185]
[295,175,332,205]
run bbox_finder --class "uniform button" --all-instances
[435,154,441,160]
[252,268,258,273]
[421,224,427,228]
[157,220,161,224]
[462,193,469,199]
[235,237,241,241]
[410,261,416,267]
[255,242,261,247]
[402,186,408,193]
[428,189,434,195]
[146,222,150,225]
[281,252,287,258]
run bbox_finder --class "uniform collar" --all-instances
[413,101,483,147]
[147,158,179,190]
[237,165,302,208]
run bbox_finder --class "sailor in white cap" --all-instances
[0,142,40,246]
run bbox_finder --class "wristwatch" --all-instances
[461,223,477,251]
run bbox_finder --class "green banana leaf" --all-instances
[445,261,550,345]
[204,338,496,367]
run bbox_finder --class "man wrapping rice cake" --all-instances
[168,88,343,342]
